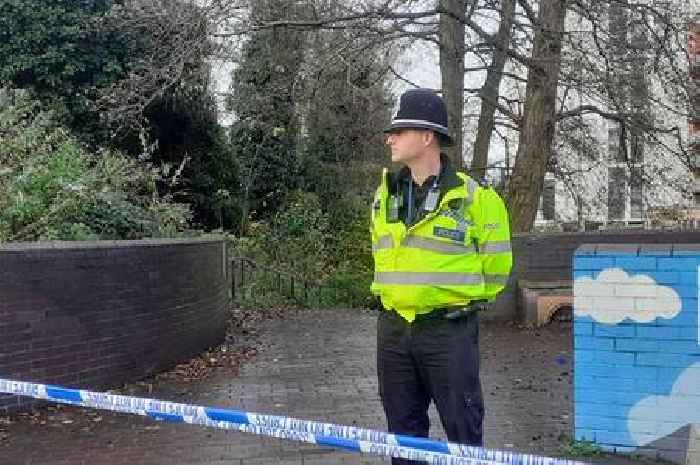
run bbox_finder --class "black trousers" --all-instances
[376,309,484,465]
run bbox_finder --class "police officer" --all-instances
[370,88,512,464]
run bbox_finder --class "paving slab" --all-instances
[0,309,668,465]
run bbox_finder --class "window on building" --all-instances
[608,123,626,163]
[541,178,556,221]
[630,134,644,164]
[608,167,627,220]
[630,166,643,219]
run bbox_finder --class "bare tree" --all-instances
[96,0,233,131]
[505,0,569,232]
[469,0,516,179]
[440,0,467,165]
[100,0,693,232]
[462,0,692,231]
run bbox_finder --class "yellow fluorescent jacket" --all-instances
[370,168,513,322]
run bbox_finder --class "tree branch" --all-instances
[215,9,443,36]
[464,66,527,83]
[387,65,425,89]
[516,0,538,26]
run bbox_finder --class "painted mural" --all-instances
[573,248,699,463]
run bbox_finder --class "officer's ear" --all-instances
[422,130,438,148]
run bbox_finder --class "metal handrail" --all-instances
[230,256,341,307]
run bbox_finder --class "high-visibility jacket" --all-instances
[370,168,512,322]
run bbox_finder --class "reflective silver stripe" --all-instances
[390,119,448,133]
[372,235,394,252]
[480,241,512,254]
[464,179,478,208]
[374,272,484,286]
[402,236,476,255]
[484,274,509,285]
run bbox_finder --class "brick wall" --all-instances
[487,230,700,321]
[573,243,700,465]
[0,239,229,413]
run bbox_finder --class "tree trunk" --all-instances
[439,0,465,167]
[505,0,568,232]
[470,0,515,180]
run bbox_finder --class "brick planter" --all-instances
[0,239,229,413]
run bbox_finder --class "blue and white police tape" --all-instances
[0,379,589,465]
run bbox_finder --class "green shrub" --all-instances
[560,437,603,458]
[229,190,373,309]
[0,95,192,242]
[230,191,330,280]
[324,200,373,307]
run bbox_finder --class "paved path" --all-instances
[0,309,660,465]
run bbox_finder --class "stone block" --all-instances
[518,280,572,326]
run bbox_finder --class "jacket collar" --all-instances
[390,153,462,193]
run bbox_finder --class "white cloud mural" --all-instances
[574,268,682,324]
[628,362,700,446]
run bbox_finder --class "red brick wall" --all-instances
[0,239,229,413]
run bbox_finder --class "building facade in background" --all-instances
[534,8,697,232]
[604,2,647,226]
[690,15,700,220]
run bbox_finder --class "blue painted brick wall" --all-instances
[573,244,700,464]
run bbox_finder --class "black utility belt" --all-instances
[405,300,489,322]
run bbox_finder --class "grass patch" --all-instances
[560,437,603,458]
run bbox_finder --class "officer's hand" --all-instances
[365,296,383,311]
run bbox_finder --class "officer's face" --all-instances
[385,129,430,164]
